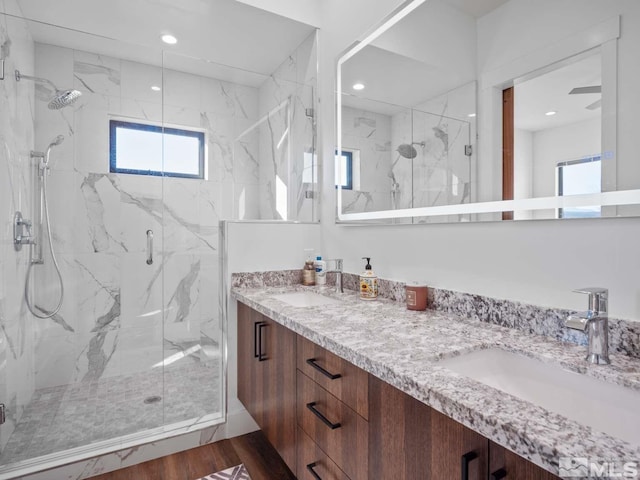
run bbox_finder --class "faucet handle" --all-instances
[573,287,608,314]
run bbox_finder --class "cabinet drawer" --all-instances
[297,335,369,419]
[297,427,351,480]
[297,371,368,480]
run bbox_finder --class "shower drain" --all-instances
[144,395,162,405]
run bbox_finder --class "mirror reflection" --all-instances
[338,0,636,222]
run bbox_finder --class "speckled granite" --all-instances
[234,270,640,359]
[232,284,640,478]
[231,270,302,288]
[431,288,640,360]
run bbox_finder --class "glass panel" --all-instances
[0,13,167,470]
[231,31,318,221]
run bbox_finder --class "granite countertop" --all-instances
[231,284,640,477]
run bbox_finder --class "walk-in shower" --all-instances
[0,6,317,478]
[15,69,82,109]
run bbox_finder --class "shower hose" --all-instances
[25,167,64,319]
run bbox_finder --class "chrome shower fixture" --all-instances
[15,69,82,109]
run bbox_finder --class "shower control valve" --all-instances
[14,211,36,251]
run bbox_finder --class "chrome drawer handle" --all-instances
[146,229,153,265]
[306,402,341,430]
[306,358,342,380]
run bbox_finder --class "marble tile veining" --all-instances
[232,283,640,477]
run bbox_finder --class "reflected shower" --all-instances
[15,69,82,109]
[389,142,425,210]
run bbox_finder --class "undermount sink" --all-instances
[270,291,342,308]
[439,348,640,446]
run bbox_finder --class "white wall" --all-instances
[532,117,601,199]
[316,0,640,320]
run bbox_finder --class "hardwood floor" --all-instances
[88,431,296,480]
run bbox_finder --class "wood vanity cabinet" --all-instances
[370,376,560,480]
[236,302,297,474]
[237,302,561,480]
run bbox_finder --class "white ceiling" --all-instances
[515,51,602,132]
[13,0,315,85]
[446,0,509,18]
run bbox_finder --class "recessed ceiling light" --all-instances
[151,85,161,92]
[352,83,365,91]
[161,34,178,45]
[467,113,476,118]
[545,111,557,116]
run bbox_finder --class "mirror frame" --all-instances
[335,0,640,222]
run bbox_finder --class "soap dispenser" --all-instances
[359,257,378,301]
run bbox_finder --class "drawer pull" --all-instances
[461,451,478,480]
[257,322,267,361]
[491,468,507,479]
[306,462,322,480]
[306,358,342,380]
[306,402,341,430]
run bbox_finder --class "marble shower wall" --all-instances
[234,31,318,221]
[0,7,36,453]
[31,42,246,390]
[340,105,393,213]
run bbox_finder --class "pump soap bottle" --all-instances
[359,257,378,300]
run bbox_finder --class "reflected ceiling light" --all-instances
[352,83,365,91]
[545,111,557,116]
[151,85,161,92]
[467,113,476,118]
[161,34,178,45]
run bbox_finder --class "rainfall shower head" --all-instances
[396,144,418,159]
[48,89,82,109]
[15,69,82,109]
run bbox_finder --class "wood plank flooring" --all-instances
[88,431,296,480]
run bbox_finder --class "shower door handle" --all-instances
[146,230,153,265]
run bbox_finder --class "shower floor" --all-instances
[0,360,221,465]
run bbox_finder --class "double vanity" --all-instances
[233,278,640,479]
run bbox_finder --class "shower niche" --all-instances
[0,4,317,478]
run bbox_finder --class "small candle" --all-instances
[406,283,428,311]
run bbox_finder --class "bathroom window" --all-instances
[335,150,353,190]
[109,120,205,179]
[556,155,601,218]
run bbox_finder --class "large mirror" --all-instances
[337,0,640,222]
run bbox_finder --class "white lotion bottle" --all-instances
[315,256,326,285]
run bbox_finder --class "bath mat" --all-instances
[196,464,251,480]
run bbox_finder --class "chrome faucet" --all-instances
[325,259,343,293]
[565,288,610,365]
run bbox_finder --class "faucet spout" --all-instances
[565,288,610,365]
[325,259,343,294]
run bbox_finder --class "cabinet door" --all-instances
[489,441,560,480]
[368,376,431,479]
[236,302,297,474]
[260,316,297,474]
[237,301,263,425]
[429,409,488,480]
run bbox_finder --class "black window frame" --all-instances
[335,149,353,190]
[109,119,205,179]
